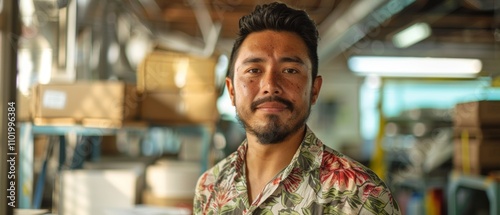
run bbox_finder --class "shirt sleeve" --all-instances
[357,185,402,215]
[193,172,210,214]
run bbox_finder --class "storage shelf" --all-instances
[19,122,212,209]
[28,122,148,135]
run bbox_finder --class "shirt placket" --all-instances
[243,172,284,214]
[244,153,301,214]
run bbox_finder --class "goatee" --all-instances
[236,96,310,144]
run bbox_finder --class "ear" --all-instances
[311,75,322,105]
[226,77,236,106]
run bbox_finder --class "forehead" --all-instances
[235,30,311,65]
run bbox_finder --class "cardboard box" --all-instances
[145,159,200,199]
[59,169,139,215]
[84,159,150,204]
[454,101,500,127]
[32,82,139,124]
[140,90,218,124]
[137,51,217,93]
[453,138,500,175]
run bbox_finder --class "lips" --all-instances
[256,102,288,111]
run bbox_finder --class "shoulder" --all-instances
[320,146,388,188]
[194,150,243,213]
[319,146,401,214]
[196,150,239,190]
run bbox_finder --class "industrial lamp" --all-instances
[348,56,482,78]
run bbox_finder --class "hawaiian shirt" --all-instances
[194,127,401,215]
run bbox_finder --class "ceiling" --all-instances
[30,0,498,78]
[118,0,348,57]
[129,0,342,39]
[121,0,498,58]
[127,0,497,42]
[343,0,499,76]
[348,0,498,52]
[366,0,497,44]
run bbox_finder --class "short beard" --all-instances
[236,97,311,144]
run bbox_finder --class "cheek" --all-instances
[287,80,310,101]
[235,80,253,98]
[238,84,248,96]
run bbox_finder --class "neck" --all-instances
[244,125,306,203]
[245,125,306,179]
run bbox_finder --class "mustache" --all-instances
[251,96,294,112]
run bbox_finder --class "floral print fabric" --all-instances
[194,127,401,214]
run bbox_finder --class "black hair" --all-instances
[227,2,319,80]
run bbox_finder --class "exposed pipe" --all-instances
[126,0,220,57]
[184,0,221,57]
[317,0,355,34]
[318,0,417,64]
[318,0,387,63]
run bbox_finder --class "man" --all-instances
[194,2,400,214]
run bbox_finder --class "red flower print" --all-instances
[216,190,233,207]
[282,167,302,192]
[209,183,237,210]
[363,183,383,198]
[198,173,215,193]
[273,176,281,185]
[320,152,371,191]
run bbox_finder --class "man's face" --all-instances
[226,30,322,144]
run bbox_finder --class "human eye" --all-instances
[247,68,260,74]
[283,68,298,74]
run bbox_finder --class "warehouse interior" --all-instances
[1,0,500,214]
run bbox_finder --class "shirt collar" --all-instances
[281,126,323,178]
[234,126,324,179]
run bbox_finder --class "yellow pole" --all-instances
[370,78,386,180]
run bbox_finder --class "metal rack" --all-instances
[18,122,212,209]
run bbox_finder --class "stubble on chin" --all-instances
[236,114,287,144]
[236,110,308,145]
[234,95,311,144]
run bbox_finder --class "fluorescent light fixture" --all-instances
[348,56,482,78]
[392,22,431,48]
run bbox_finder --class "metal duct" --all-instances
[318,0,417,64]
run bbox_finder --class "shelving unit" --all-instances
[18,122,213,209]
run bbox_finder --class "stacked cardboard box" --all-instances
[58,169,140,215]
[32,81,140,127]
[143,159,200,211]
[54,158,153,215]
[453,101,500,175]
[137,51,219,124]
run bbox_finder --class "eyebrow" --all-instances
[280,56,306,65]
[239,56,306,68]
[241,57,265,65]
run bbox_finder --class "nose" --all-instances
[261,70,282,95]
